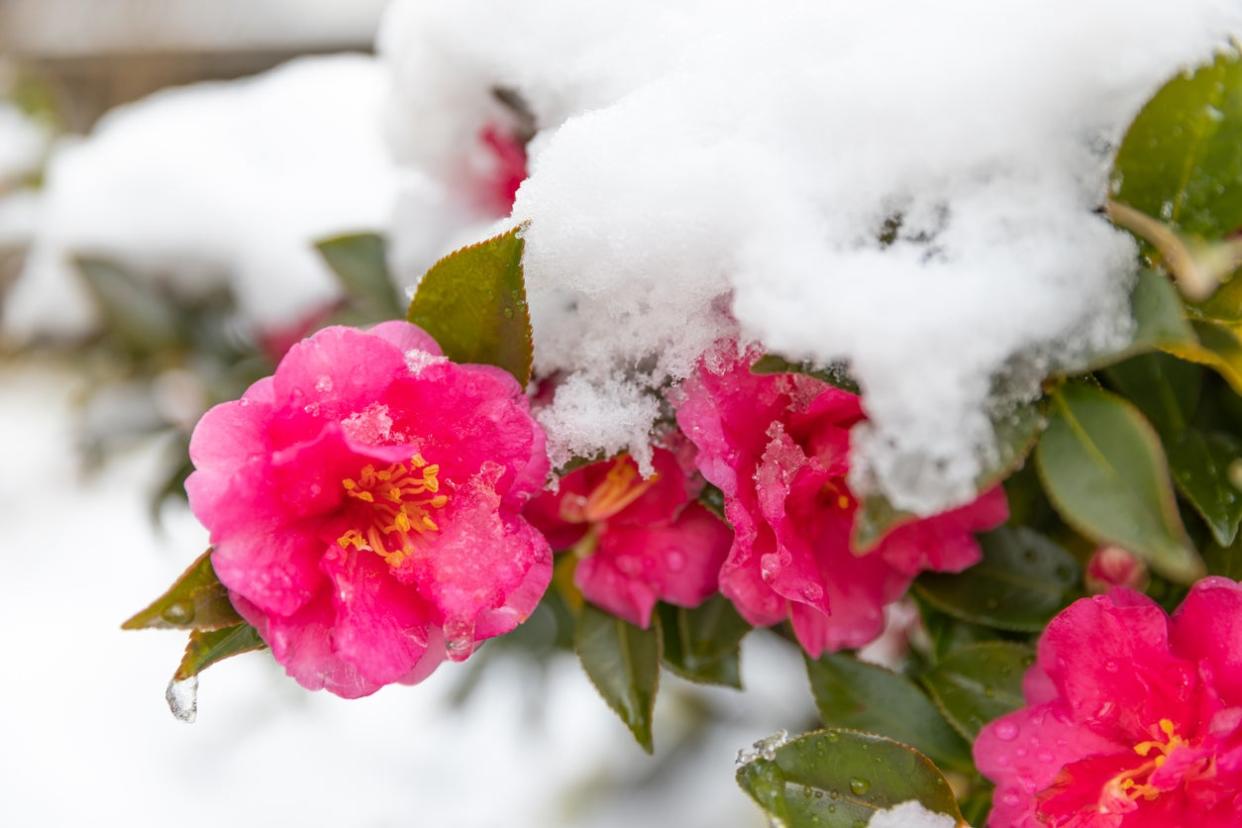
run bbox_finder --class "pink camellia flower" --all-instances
[674,344,1008,655]
[975,580,1242,827]
[186,322,551,698]
[525,448,731,627]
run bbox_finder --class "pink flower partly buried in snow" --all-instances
[525,448,732,627]
[186,322,551,698]
[474,124,528,216]
[976,581,1242,828]
[674,344,1008,656]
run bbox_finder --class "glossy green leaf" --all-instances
[1166,318,1242,396]
[1205,535,1242,578]
[1169,429,1242,546]
[920,642,1033,741]
[751,353,860,394]
[1104,351,1203,436]
[316,232,403,319]
[122,549,242,631]
[407,226,533,385]
[174,623,267,681]
[1083,269,1195,370]
[1036,384,1203,583]
[1111,49,1242,241]
[805,653,971,772]
[736,729,963,827]
[915,527,1080,633]
[853,401,1043,552]
[575,604,661,753]
[658,596,749,689]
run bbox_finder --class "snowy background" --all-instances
[0,4,802,825]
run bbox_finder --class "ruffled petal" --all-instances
[1171,577,1242,707]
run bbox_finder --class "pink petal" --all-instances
[366,320,443,357]
[212,526,326,618]
[974,702,1124,828]
[1037,590,1199,744]
[875,486,1007,576]
[1171,577,1242,706]
[320,548,437,687]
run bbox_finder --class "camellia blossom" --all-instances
[475,124,527,216]
[1085,545,1149,594]
[525,448,731,627]
[674,344,1008,655]
[186,322,551,698]
[975,580,1242,828]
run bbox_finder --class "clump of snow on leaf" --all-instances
[381,0,1242,513]
[4,55,404,339]
[867,801,957,828]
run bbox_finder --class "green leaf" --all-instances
[1036,384,1203,583]
[736,729,963,828]
[1166,318,1242,396]
[853,401,1044,552]
[407,226,533,385]
[1111,49,1242,241]
[915,527,1080,633]
[1083,269,1195,370]
[316,232,403,319]
[1205,535,1242,578]
[752,354,860,394]
[575,603,661,753]
[75,256,182,355]
[122,549,243,631]
[1169,429,1242,546]
[658,596,750,688]
[174,623,267,681]
[804,653,971,773]
[919,642,1033,741]
[1104,351,1203,436]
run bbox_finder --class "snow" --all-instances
[381,0,1242,514]
[0,359,802,827]
[867,801,958,828]
[2,54,405,340]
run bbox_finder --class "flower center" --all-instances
[821,478,853,511]
[1106,719,1190,803]
[336,453,448,567]
[563,456,659,524]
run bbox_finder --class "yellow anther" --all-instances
[336,454,449,567]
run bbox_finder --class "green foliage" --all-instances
[916,528,1080,633]
[1167,428,1242,546]
[804,653,971,773]
[1036,384,1203,583]
[575,604,661,753]
[1083,269,1195,370]
[122,549,242,631]
[174,624,267,681]
[1111,49,1242,241]
[407,226,534,385]
[1104,351,1202,436]
[736,729,963,828]
[920,642,1033,740]
[316,232,404,320]
[658,596,749,688]
[75,257,183,356]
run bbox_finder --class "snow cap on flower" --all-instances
[526,447,731,627]
[186,322,551,698]
[975,580,1242,827]
[674,342,1007,655]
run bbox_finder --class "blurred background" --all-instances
[0,3,812,826]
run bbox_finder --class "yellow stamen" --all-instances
[575,456,660,523]
[1104,719,1189,803]
[336,454,449,567]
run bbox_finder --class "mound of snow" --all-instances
[381,0,1242,512]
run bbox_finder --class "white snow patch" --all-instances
[867,801,958,828]
[381,0,1242,513]
[3,54,404,339]
[535,373,662,473]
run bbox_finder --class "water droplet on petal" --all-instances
[444,618,476,662]
[848,777,870,796]
[995,720,1019,741]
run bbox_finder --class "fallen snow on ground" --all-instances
[382,0,1242,513]
[0,360,799,827]
[3,55,406,340]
